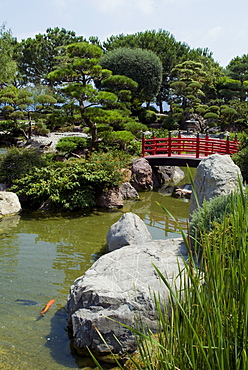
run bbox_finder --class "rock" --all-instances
[0,191,21,217]
[95,186,123,209]
[152,166,184,189]
[190,154,242,215]
[130,158,153,191]
[67,238,188,357]
[106,212,152,252]
[173,184,192,199]
[120,182,139,200]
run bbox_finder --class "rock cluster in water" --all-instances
[67,154,242,359]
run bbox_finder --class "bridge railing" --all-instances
[142,132,239,158]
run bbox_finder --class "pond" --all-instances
[0,168,194,369]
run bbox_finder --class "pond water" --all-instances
[0,169,194,369]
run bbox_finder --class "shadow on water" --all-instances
[45,307,108,369]
[44,307,80,368]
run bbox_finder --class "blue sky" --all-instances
[1,0,247,67]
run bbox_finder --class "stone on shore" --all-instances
[120,182,139,200]
[106,212,152,252]
[95,186,123,209]
[0,191,22,217]
[130,158,153,191]
[190,154,242,215]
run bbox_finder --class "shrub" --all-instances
[159,115,179,130]
[11,151,131,211]
[0,147,46,186]
[138,109,157,125]
[123,121,148,136]
[232,133,248,182]
[189,192,237,249]
[232,146,248,182]
[56,136,88,153]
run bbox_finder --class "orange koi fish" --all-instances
[39,299,55,316]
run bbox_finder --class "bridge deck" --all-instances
[144,153,207,167]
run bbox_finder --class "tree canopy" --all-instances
[226,54,248,101]
[14,27,85,86]
[48,42,138,150]
[100,47,163,104]
[0,25,17,86]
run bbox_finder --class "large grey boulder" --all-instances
[0,191,21,217]
[190,154,242,215]
[130,158,153,191]
[106,212,152,252]
[67,238,187,357]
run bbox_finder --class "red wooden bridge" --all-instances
[142,132,240,167]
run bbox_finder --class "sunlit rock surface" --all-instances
[190,154,242,215]
[0,191,21,217]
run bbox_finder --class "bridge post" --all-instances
[142,133,145,157]
[196,133,200,158]
[226,135,230,154]
[205,133,209,156]
[168,131,172,157]
[178,131,181,155]
[152,132,156,155]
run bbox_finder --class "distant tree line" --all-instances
[0,25,248,144]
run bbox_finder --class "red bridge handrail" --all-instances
[142,132,239,158]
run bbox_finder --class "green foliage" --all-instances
[100,47,163,102]
[0,120,13,132]
[123,121,148,136]
[102,29,204,112]
[14,27,85,85]
[33,120,50,135]
[138,109,157,125]
[226,54,248,101]
[148,128,169,138]
[189,193,237,249]
[159,114,179,130]
[170,60,206,110]
[56,136,88,153]
[99,130,141,155]
[0,24,17,84]
[0,86,33,129]
[47,41,136,150]
[11,151,130,211]
[204,111,219,119]
[232,146,248,182]
[0,147,46,186]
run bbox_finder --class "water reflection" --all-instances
[0,182,192,369]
